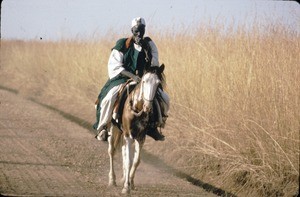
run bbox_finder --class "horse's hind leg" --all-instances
[121,144,126,184]
[108,126,116,186]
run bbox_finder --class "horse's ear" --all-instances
[159,64,165,73]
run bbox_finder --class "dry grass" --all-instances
[1,22,299,196]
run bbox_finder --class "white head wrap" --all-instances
[131,17,146,28]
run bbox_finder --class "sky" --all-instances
[2,0,300,40]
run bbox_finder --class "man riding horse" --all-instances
[94,17,169,141]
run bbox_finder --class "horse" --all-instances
[107,65,165,194]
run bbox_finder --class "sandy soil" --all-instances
[0,89,216,196]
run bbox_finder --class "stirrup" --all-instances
[95,129,108,141]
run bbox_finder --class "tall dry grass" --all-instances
[0,23,299,196]
[150,24,299,196]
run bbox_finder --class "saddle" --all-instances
[112,80,136,126]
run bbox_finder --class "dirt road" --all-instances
[0,89,216,196]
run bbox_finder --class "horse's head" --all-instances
[139,64,165,113]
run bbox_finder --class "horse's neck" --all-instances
[131,83,143,111]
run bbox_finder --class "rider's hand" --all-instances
[132,75,141,83]
[121,70,140,83]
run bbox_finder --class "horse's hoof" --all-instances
[121,188,130,194]
[131,185,136,190]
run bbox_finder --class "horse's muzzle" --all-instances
[143,102,152,113]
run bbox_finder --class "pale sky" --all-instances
[2,0,300,40]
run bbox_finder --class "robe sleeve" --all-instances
[107,49,125,79]
[148,40,160,67]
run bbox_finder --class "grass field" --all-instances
[1,22,299,196]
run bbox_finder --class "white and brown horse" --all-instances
[107,65,165,194]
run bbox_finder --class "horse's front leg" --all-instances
[108,126,116,187]
[129,139,144,190]
[122,136,133,194]
[121,144,126,184]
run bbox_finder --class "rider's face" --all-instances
[132,24,145,44]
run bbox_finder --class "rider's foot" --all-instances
[95,129,108,141]
[147,127,165,141]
